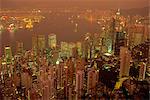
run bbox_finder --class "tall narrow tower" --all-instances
[37,35,46,51]
[75,70,84,99]
[48,33,57,49]
[32,33,38,50]
[5,46,12,64]
[119,47,131,77]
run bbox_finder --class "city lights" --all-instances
[0,0,149,100]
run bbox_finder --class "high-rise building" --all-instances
[48,33,57,49]
[119,47,131,78]
[51,48,59,64]
[75,70,84,99]
[21,72,32,90]
[127,24,147,48]
[56,62,64,88]
[114,32,126,55]
[66,58,74,84]
[103,38,113,54]
[68,85,73,100]
[76,42,82,56]
[87,68,97,95]
[139,62,146,81]
[32,33,38,50]
[4,46,12,64]
[37,35,46,50]
[76,58,85,71]
[68,42,76,57]
[57,42,75,59]
[82,40,89,59]
[72,47,78,58]
[82,33,92,59]
[16,41,24,55]
[60,42,69,58]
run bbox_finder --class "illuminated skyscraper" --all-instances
[16,41,24,55]
[119,47,131,77]
[87,68,97,95]
[4,46,12,64]
[68,42,76,57]
[51,48,59,64]
[75,70,84,99]
[116,8,121,16]
[66,58,74,84]
[127,24,146,47]
[82,40,89,59]
[32,33,38,50]
[76,42,82,56]
[56,62,64,88]
[82,33,92,59]
[76,58,85,71]
[37,35,46,50]
[115,32,126,55]
[104,38,113,54]
[60,42,69,58]
[72,47,78,58]
[139,62,146,81]
[48,33,57,49]
[58,42,75,59]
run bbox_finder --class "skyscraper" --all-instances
[68,42,76,57]
[82,33,92,59]
[119,47,131,78]
[4,46,12,64]
[115,32,126,56]
[87,68,97,95]
[127,24,147,48]
[139,62,146,81]
[48,33,57,49]
[56,62,64,88]
[16,41,24,55]
[32,33,38,50]
[76,42,82,57]
[37,35,46,51]
[60,42,69,58]
[75,70,84,99]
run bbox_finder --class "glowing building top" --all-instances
[116,8,121,16]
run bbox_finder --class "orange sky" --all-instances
[1,0,149,9]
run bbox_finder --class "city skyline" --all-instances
[0,0,149,99]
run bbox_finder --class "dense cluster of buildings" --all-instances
[0,9,149,99]
[0,12,44,33]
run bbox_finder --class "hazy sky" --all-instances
[1,0,149,9]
